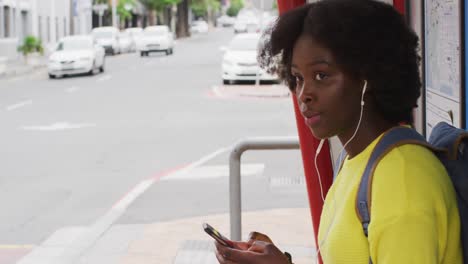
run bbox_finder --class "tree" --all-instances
[117,0,136,27]
[191,0,220,22]
[176,0,190,38]
[141,0,181,26]
[226,0,243,17]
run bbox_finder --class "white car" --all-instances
[92,27,120,55]
[222,33,277,84]
[216,15,235,27]
[233,18,259,34]
[137,26,174,56]
[118,31,133,53]
[48,35,105,79]
[190,20,209,34]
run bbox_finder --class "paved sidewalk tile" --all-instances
[118,208,316,264]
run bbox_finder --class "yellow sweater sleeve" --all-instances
[368,145,462,264]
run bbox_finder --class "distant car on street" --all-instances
[190,20,209,34]
[221,33,278,84]
[216,15,235,27]
[118,31,133,53]
[47,35,105,79]
[137,26,175,56]
[91,27,120,55]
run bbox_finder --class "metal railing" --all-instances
[229,136,300,241]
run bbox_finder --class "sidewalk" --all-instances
[0,55,47,79]
[84,208,317,264]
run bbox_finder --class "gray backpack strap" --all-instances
[356,127,426,235]
[356,127,427,263]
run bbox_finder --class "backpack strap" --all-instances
[356,127,429,264]
[356,127,428,237]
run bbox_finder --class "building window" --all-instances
[4,6,10,37]
[38,16,42,41]
[47,16,50,42]
[55,17,59,39]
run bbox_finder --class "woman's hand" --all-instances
[214,240,291,264]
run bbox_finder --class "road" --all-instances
[0,28,310,263]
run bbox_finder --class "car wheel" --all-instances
[165,49,170,56]
[99,62,105,73]
[170,48,174,54]
[89,61,96,75]
[140,51,145,57]
[48,74,56,79]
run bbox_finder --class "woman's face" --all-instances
[291,34,363,139]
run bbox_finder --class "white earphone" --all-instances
[314,80,368,259]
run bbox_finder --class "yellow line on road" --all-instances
[0,245,34,249]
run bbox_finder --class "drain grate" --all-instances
[269,176,306,188]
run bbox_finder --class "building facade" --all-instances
[0,0,92,61]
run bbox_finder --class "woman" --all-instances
[215,0,462,263]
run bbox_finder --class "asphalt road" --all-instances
[0,28,308,252]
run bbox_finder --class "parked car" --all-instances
[125,27,143,52]
[91,27,120,55]
[48,35,105,79]
[190,20,209,34]
[233,17,259,34]
[216,15,235,27]
[221,33,277,84]
[118,31,133,53]
[137,26,174,56]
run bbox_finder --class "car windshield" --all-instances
[229,37,259,51]
[93,31,113,39]
[56,38,93,51]
[145,29,167,36]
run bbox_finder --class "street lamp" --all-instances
[93,3,108,27]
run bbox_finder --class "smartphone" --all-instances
[203,223,235,248]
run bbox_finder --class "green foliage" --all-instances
[17,36,44,57]
[117,0,136,21]
[226,0,243,17]
[191,0,220,17]
[141,0,181,11]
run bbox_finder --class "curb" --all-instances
[0,64,46,79]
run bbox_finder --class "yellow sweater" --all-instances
[318,134,462,264]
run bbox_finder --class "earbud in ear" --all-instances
[361,80,367,106]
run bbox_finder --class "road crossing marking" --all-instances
[21,122,96,131]
[96,74,112,82]
[65,86,80,93]
[160,163,265,181]
[6,100,32,111]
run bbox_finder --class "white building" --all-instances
[0,0,92,61]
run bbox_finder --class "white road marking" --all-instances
[160,163,265,181]
[21,122,96,131]
[65,86,80,93]
[113,145,230,211]
[6,100,32,111]
[96,74,112,82]
[17,146,232,263]
[112,179,154,211]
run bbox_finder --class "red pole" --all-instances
[277,1,334,263]
[393,0,406,15]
